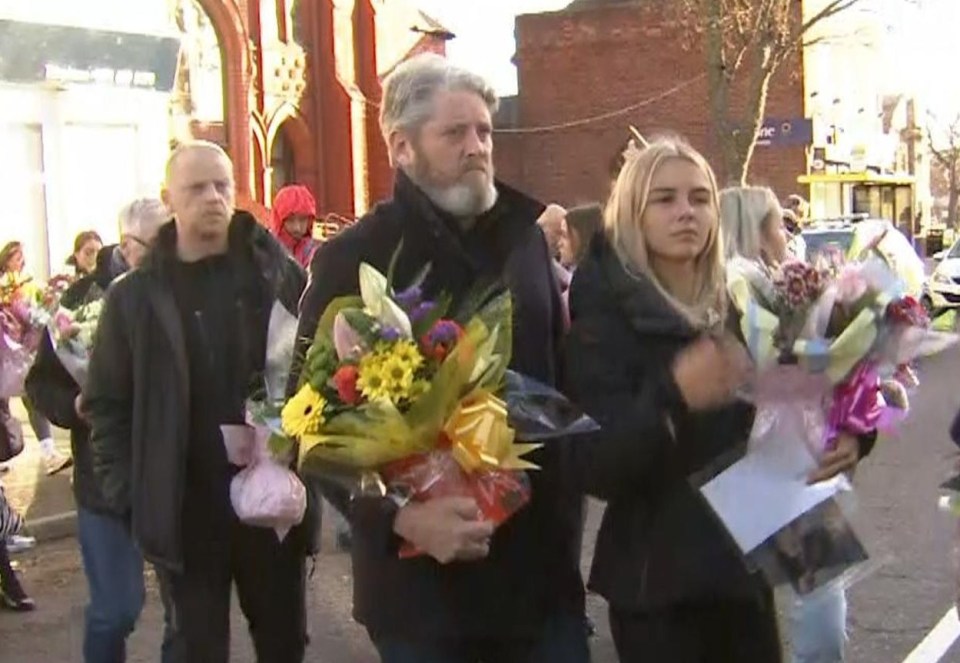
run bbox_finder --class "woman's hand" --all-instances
[672,335,751,411]
[807,432,859,484]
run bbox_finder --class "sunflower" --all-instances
[281,385,327,438]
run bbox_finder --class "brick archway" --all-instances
[266,105,317,201]
[194,0,253,201]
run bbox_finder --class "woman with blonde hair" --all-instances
[721,186,871,663]
[564,136,781,661]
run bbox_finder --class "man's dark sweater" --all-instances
[169,254,267,538]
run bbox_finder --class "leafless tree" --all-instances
[929,113,960,229]
[642,0,868,185]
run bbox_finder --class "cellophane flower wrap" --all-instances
[710,251,957,596]
[48,292,105,389]
[279,261,598,558]
[0,274,71,397]
[220,301,307,541]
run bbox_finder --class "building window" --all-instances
[271,126,296,197]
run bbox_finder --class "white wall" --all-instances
[0,82,169,279]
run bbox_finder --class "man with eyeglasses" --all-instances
[25,198,175,662]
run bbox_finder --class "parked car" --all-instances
[923,238,960,315]
[801,217,924,296]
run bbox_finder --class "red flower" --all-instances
[332,365,361,404]
[886,296,929,328]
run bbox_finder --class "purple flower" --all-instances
[379,326,402,342]
[427,320,462,345]
[410,301,436,323]
[394,285,423,312]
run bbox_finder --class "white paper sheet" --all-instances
[700,436,849,554]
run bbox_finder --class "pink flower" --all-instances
[774,261,824,310]
[834,264,868,304]
[332,312,365,361]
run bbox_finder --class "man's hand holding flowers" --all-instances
[393,496,495,564]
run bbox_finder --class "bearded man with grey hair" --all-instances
[293,54,588,662]
[26,198,176,662]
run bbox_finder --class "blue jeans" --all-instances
[78,508,175,663]
[373,611,590,663]
[790,585,847,663]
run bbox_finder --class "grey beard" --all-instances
[414,176,498,221]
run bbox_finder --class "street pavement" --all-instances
[2,344,960,661]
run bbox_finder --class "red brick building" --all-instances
[495,0,808,207]
[182,0,448,220]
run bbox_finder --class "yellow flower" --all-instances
[357,356,392,402]
[357,341,427,406]
[390,340,424,371]
[281,385,326,438]
[382,356,415,402]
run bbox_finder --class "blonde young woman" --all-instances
[565,137,781,661]
[720,186,872,663]
[565,138,864,661]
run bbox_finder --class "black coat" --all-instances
[84,213,306,571]
[565,235,768,611]
[26,245,126,513]
[293,171,584,640]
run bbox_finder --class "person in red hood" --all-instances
[270,184,320,268]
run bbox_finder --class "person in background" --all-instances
[720,185,875,663]
[294,53,588,663]
[270,184,321,269]
[66,231,104,279]
[26,199,175,662]
[782,209,808,261]
[536,203,572,300]
[0,411,31,611]
[784,194,810,224]
[559,203,604,270]
[85,142,308,661]
[0,241,72,477]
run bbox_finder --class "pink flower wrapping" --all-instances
[221,421,306,541]
[826,362,883,443]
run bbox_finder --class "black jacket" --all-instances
[565,235,769,610]
[293,171,584,640]
[26,245,126,513]
[84,213,306,571]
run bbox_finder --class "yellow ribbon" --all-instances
[443,390,541,474]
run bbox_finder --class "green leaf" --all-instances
[342,308,379,342]
[268,432,295,459]
[411,291,452,339]
[451,279,504,323]
[385,240,405,292]
[316,295,363,339]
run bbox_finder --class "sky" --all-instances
[415,0,960,120]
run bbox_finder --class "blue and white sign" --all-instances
[756,118,814,148]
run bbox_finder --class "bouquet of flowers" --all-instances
[0,275,72,397]
[700,253,957,596]
[220,301,307,541]
[48,295,105,389]
[274,261,597,557]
